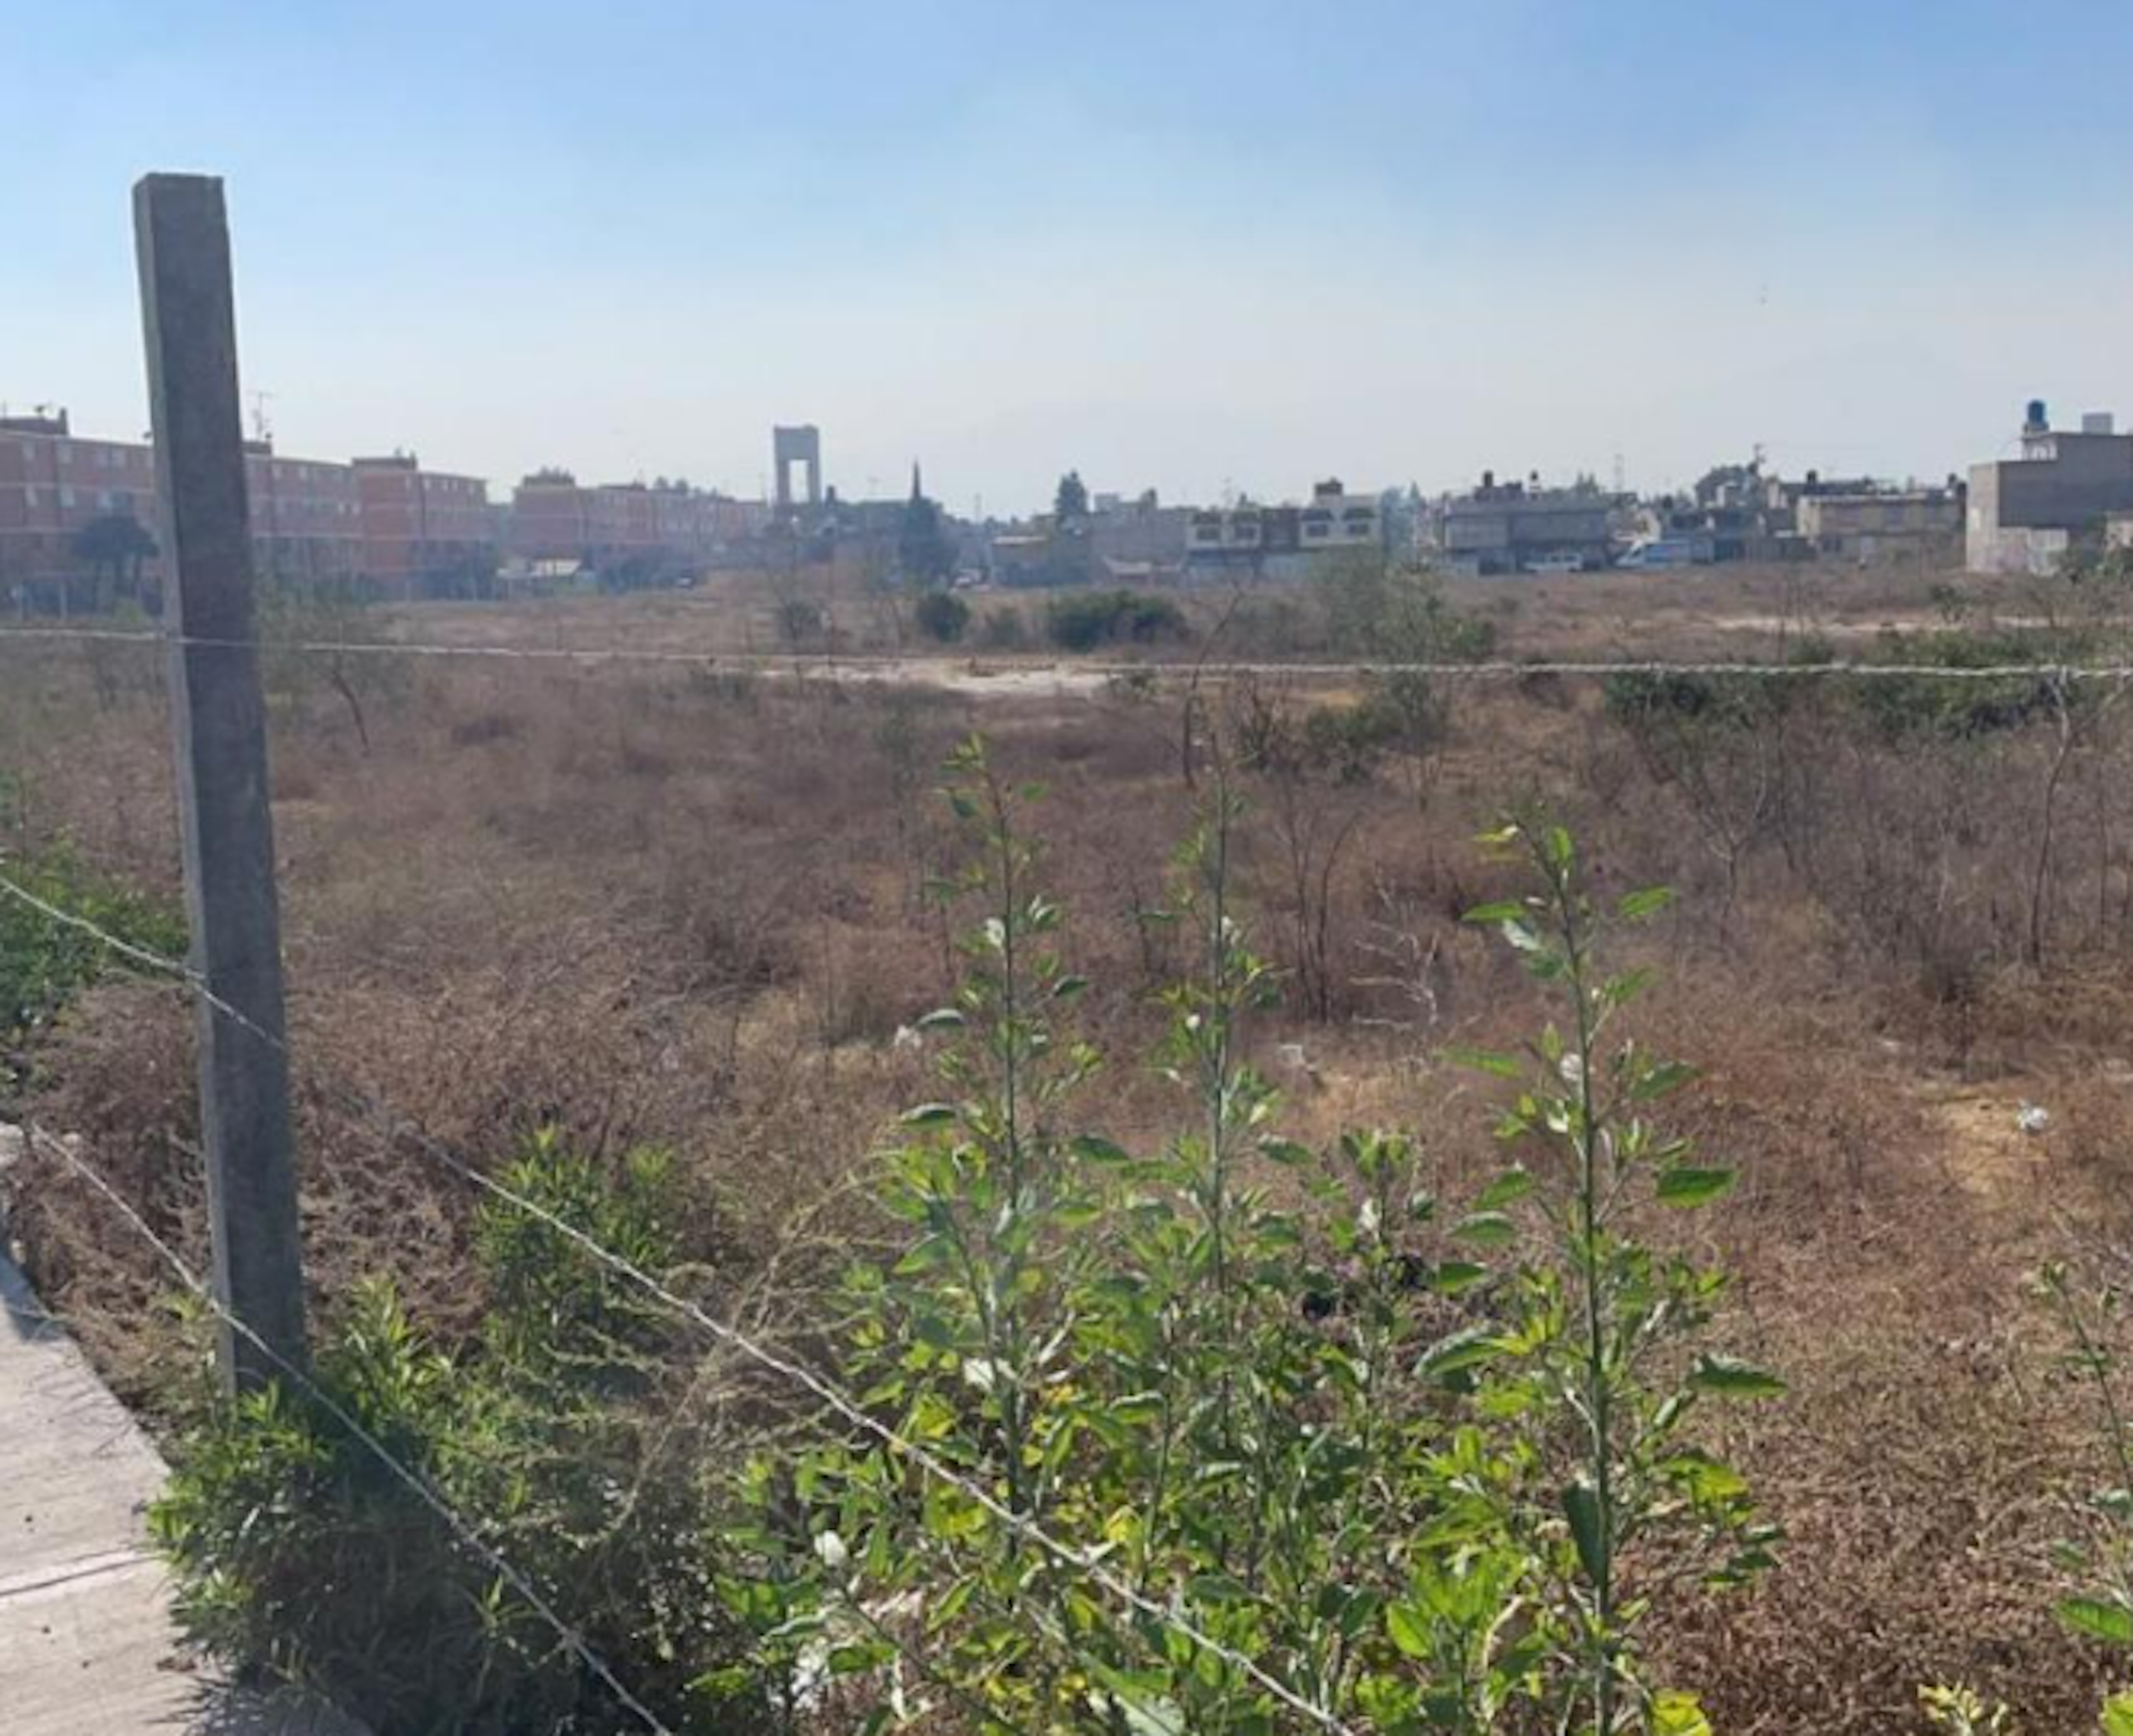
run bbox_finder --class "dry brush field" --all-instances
[5,564,2133,1732]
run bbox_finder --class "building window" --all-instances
[59,487,76,509]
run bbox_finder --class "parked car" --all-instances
[1614,538,1702,570]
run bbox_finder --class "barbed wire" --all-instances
[16,1118,679,1736]
[0,867,1361,1736]
[3,619,2133,684]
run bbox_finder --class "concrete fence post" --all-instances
[134,173,307,1392]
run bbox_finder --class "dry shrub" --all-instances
[15,608,2133,1732]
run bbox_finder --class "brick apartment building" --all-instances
[246,440,365,588]
[352,454,494,596]
[1,408,495,606]
[508,470,752,578]
[0,412,162,605]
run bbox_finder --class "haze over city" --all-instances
[7,0,2133,510]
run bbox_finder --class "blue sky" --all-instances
[6,1,2131,513]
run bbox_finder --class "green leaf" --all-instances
[2101,1689,2133,1735]
[1651,1690,1714,1736]
[1088,1662,1188,1736]
[2061,1596,2133,1647]
[1617,886,1676,921]
[1475,1166,1535,1211]
[1070,1135,1133,1166]
[1655,1165,1736,1207]
[1631,1061,1699,1101]
[1460,901,1526,925]
[1563,1479,1609,1588]
[1430,1260,1488,1296]
[1385,1602,1432,1660]
[1186,1573,1251,1605]
[1443,1046,1523,1080]
[1258,1137,1315,1167]
[899,1102,958,1128]
[1451,1211,1518,1248]
[1690,1354,1787,1399]
[1419,1324,1508,1380]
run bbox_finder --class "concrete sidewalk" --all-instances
[0,1241,357,1734]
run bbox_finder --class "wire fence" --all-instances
[4,603,2129,1732]
[6,618,2133,684]
[0,866,1363,1736]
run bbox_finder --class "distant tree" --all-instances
[69,514,158,614]
[1053,470,1090,521]
[899,465,957,585]
[914,588,971,645]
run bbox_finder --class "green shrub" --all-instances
[1043,588,1186,652]
[1845,628,2061,740]
[912,587,970,645]
[763,746,1770,1734]
[152,1132,787,1736]
[0,821,185,1091]
[774,597,825,649]
[975,606,1029,650]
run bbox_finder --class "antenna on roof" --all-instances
[250,390,275,445]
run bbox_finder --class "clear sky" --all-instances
[6,0,2131,514]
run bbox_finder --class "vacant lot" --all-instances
[5,560,2132,1731]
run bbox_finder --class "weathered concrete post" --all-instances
[133,173,307,1391]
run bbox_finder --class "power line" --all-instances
[0,869,1361,1736]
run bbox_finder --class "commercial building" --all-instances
[1967,401,2133,575]
[1426,473,1612,575]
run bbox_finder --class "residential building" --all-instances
[1426,473,1612,575]
[246,442,365,588]
[1298,479,1385,555]
[1968,401,2133,574]
[353,454,494,598]
[0,411,159,606]
[1186,479,1384,579]
[2,409,371,605]
[990,514,1096,587]
[1089,490,1191,572]
[1795,484,1962,561]
[509,469,594,568]
[508,469,749,581]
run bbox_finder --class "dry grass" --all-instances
[7,579,2133,1730]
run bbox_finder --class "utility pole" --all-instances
[133,173,307,1392]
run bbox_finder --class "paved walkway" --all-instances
[0,1228,357,1734]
